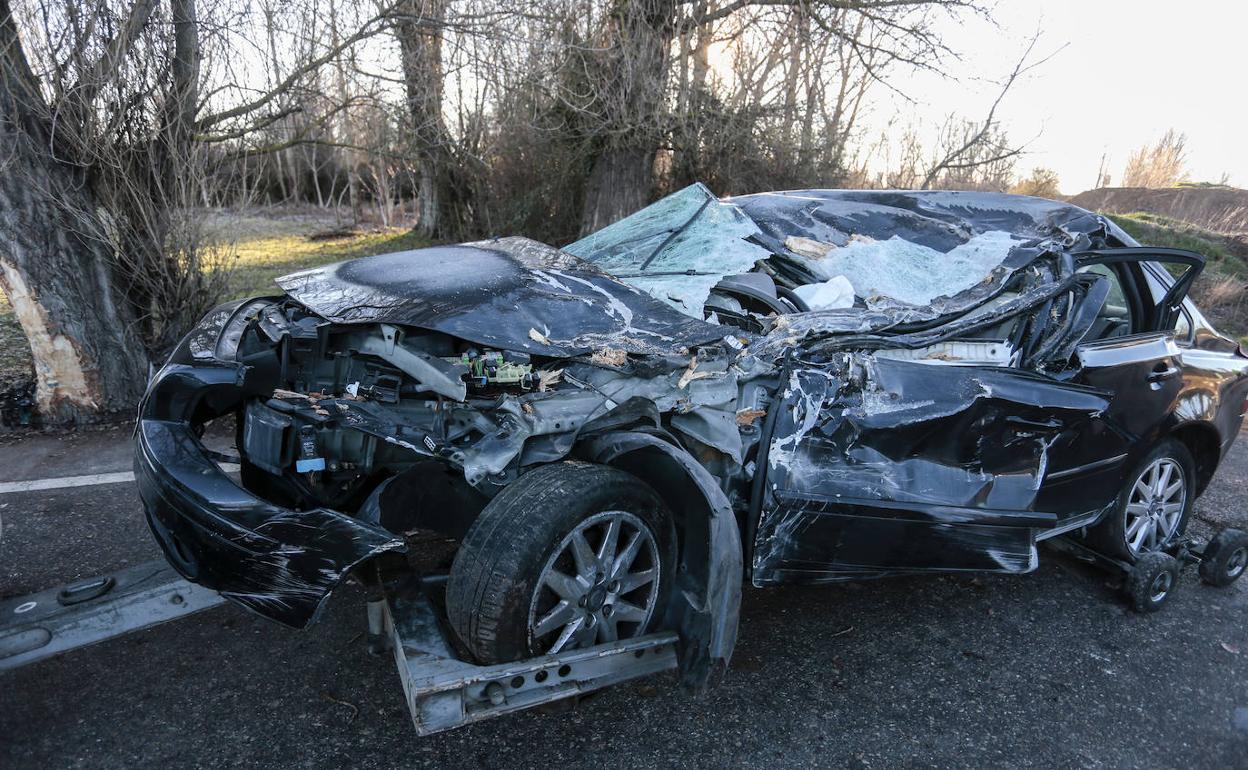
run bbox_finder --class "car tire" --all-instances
[1089,438,1195,562]
[446,461,675,664]
[1124,551,1179,612]
[1198,528,1248,587]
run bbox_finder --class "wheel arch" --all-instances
[578,430,742,691]
[356,460,491,539]
[1168,420,1222,496]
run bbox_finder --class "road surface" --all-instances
[2,424,1246,768]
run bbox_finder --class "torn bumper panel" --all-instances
[135,418,405,628]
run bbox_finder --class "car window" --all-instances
[1174,308,1192,342]
[1140,262,1197,343]
[1076,263,1132,340]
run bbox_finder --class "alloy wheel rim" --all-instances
[1124,458,1186,557]
[1227,547,1247,579]
[528,510,661,655]
[1149,570,1173,603]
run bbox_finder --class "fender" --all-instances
[579,431,742,692]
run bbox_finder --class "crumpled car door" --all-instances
[751,357,1112,583]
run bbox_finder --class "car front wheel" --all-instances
[1091,438,1195,561]
[446,462,675,664]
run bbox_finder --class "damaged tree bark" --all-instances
[0,0,150,419]
[0,0,392,422]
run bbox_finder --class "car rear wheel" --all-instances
[446,462,675,664]
[1090,438,1194,562]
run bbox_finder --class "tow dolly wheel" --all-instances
[1198,528,1248,588]
[1124,551,1179,613]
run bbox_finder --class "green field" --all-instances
[0,213,427,384]
[1107,212,1248,278]
[222,227,429,299]
[1107,212,1248,342]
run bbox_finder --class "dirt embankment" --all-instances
[1069,186,1248,235]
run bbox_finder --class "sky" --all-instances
[862,0,1248,194]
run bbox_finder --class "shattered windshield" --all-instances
[564,184,772,316]
[565,184,1025,322]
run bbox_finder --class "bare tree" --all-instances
[1122,129,1189,188]
[919,32,1054,189]
[0,0,391,421]
[394,0,459,236]
[1010,167,1060,198]
[1093,151,1111,189]
[571,0,981,235]
[573,0,680,235]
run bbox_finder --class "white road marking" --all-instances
[0,464,240,495]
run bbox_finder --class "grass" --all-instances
[1106,212,1248,278]
[1107,212,1248,343]
[224,227,429,298]
[0,212,430,384]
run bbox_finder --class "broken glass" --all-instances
[564,183,772,317]
[788,230,1022,306]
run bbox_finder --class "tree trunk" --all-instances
[671,3,713,189]
[395,0,465,239]
[578,0,678,236]
[0,3,148,420]
[581,147,656,235]
[417,162,439,234]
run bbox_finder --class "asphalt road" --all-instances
[1,426,1246,769]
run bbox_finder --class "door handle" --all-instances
[1147,365,1180,384]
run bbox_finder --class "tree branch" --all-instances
[695,0,975,28]
[64,0,158,110]
[921,31,1060,188]
[195,1,396,131]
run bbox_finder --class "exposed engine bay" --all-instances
[230,303,759,519]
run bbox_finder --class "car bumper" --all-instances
[135,417,405,628]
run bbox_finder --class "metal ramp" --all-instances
[1,563,682,736]
[0,560,225,671]
[381,575,679,735]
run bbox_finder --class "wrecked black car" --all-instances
[136,185,1248,699]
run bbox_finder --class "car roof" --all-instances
[728,189,1138,251]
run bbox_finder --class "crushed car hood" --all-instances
[275,237,727,357]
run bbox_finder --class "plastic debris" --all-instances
[589,347,628,367]
[536,369,562,392]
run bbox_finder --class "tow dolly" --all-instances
[1047,527,1248,612]
[0,558,680,736]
